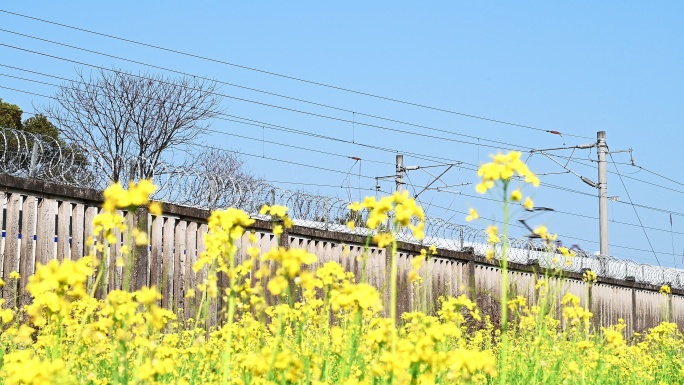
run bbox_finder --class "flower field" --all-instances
[0,152,683,384]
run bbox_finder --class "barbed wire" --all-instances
[0,127,681,289]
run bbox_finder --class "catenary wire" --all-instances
[5,57,680,201]
[6,78,684,223]
[609,152,660,266]
[0,9,594,140]
[0,31,555,152]
[7,76,684,226]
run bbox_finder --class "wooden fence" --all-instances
[0,174,679,333]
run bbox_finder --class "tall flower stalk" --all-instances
[348,191,425,353]
[469,151,540,385]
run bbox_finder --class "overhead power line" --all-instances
[610,153,660,265]
[4,17,683,197]
[6,76,684,224]
[0,42,539,152]
[0,64,609,181]
[415,200,680,261]
[2,40,667,193]
[0,9,594,140]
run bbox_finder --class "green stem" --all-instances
[390,226,398,354]
[221,241,238,385]
[221,293,236,384]
[341,310,362,378]
[500,183,510,385]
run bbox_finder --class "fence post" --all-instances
[629,278,638,333]
[130,207,150,291]
[466,259,476,299]
[19,195,37,306]
[2,193,21,308]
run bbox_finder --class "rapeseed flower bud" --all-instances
[475,151,539,195]
[485,225,500,244]
[583,270,597,284]
[660,285,671,295]
[466,208,479,222]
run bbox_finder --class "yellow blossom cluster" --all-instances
[0,174,682,385]
[660,285,671,295]
[583,270,598,284]
[194,207,255,274]
[348,190,425,241]
[102,179,158,212]
[475,151,540,194]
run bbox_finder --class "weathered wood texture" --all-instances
[0,173,681,332]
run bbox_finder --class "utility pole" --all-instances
[531,131,631,258]
[396,154,404,193]
[597,131,609,256]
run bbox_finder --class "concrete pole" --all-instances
[597,131,609,256]
[395,154,404,193]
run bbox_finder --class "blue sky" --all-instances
[1,2,683,268]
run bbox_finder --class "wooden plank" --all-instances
[123,210,135,291]
[108,211,122,291]
[19,195,37,305]
[0,193,5,267]
[56,201,72,261]
[161,217,176,310]
[36,198,56,266]
[174,220,187,318]
[70,203,85,260]
[83,206,100,296]
[185,221,198,321]
[83,206,98,256]
[131,208,150,292]
[2,193,22,307]
[150,214,163,292]
[197,223,215,329]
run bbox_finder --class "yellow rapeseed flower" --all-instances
[148,201,163,215]
[267,275,288,296]
[558,246,575,257]
[583,270,598,284]
[347,191,425,239]
[273,225,283,236]
[485,225,500,244]
[372,232,394,248]
[523,197,534,210]
[135,286,162,306]
[132,228,149,246]
[475,151,540,195]
[466,208,479,222]
[533,225,557,241]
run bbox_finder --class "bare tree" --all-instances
[40,69,223,185]
[186,147,266,210]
